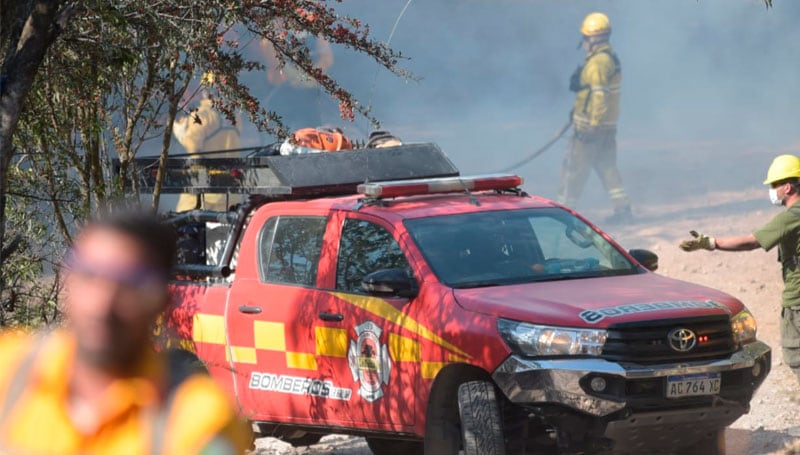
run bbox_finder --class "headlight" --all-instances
[731,310,757,345]
[498,318,607,356]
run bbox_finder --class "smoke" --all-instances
[323,0,800,213]
[177,0,800,215]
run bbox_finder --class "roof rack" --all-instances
[118,143,460,199]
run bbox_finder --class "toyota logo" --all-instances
[667,328,697,352]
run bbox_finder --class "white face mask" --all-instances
[769,187,784,206]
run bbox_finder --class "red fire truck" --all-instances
[138,144,769,454]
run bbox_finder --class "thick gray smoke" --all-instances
[170,1,800,215]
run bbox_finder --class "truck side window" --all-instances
[259,216,327,286]
[336,219,410,293]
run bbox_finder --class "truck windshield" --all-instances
[404,208,638,288]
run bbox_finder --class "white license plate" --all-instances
[666,373,721,399]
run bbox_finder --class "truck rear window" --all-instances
[258,216,327,286]
[404,208,637,288]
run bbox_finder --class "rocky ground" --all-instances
[253,144,800,454]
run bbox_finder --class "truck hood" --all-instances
[451,272,744,328]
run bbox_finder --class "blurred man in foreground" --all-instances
[558,12,632,224]
[0,208,252,453]
[680,154,800,383]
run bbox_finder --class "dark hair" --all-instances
[87,206,178,275]
[774,177,800,191]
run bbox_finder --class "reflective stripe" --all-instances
[0,335,45,432]
[609,188,627,198]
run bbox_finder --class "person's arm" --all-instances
[714,234,761,251]
[583,55,611,129]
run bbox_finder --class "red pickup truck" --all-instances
[147,144,769,455]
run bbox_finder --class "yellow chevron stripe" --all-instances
[286,352,317,370]
[316,327,349,357]
[227,346,257,364]
[331,292,470,358]
[193,314,226,345]
[389,333,421,362]
[448,353,469,363]
[254,320,286,351]
[421,362,447,379]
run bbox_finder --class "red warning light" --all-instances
[698,335,709,343]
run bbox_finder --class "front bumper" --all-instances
[492,340,771,417]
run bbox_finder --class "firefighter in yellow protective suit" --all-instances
[558,12,632,224]
[173,88,241,212]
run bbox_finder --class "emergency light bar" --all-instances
[357,174,523,199]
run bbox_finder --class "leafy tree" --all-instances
[0,0,405,324]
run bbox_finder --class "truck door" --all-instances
[315,216,419,428]
[226,214,343,425]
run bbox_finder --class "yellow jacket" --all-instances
[174,99,241,212]
[0,330,252,454]
[572,43,621,132]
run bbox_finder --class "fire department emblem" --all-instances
[348,321,392,402]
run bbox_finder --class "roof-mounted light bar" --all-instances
[357,174,523,199]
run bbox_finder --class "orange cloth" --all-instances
[0,330,252,454]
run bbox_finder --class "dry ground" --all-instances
[254,144,800,454]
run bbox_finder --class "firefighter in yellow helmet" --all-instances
[173,75,242,212]
[558,12,632,224]
[679,154,800,383]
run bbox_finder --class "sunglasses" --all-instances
[62,249,168,293]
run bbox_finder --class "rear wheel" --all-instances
[458,380,506,455]
[365,437,423,455]
[685,429,725,455]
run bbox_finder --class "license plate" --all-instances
[666,373,721,399]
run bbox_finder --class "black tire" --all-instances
[457,380,506,455]
[366,437,424,455]
[685,429,725,455]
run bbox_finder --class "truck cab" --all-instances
[146,144,769,455]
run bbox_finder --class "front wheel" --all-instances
[457,380,506,455]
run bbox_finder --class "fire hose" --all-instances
[499,118,573,173]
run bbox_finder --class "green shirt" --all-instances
[753,201,800,308]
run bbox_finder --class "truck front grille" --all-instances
[601,315,736,363]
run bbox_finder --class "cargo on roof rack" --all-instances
[116,143,459,198]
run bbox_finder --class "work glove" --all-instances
[679,230,716,252]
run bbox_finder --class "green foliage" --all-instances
[1,0,405,327]
[1,162,68,327]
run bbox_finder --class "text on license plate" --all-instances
[666,373,721,398]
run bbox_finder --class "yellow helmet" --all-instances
[764,154,800,185]
[581,12,611,37]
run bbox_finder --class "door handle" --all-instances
[318,312,344,322]
[238,305,262,314]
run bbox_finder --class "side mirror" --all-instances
[629,249,658,272]
[362,268,419,299]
